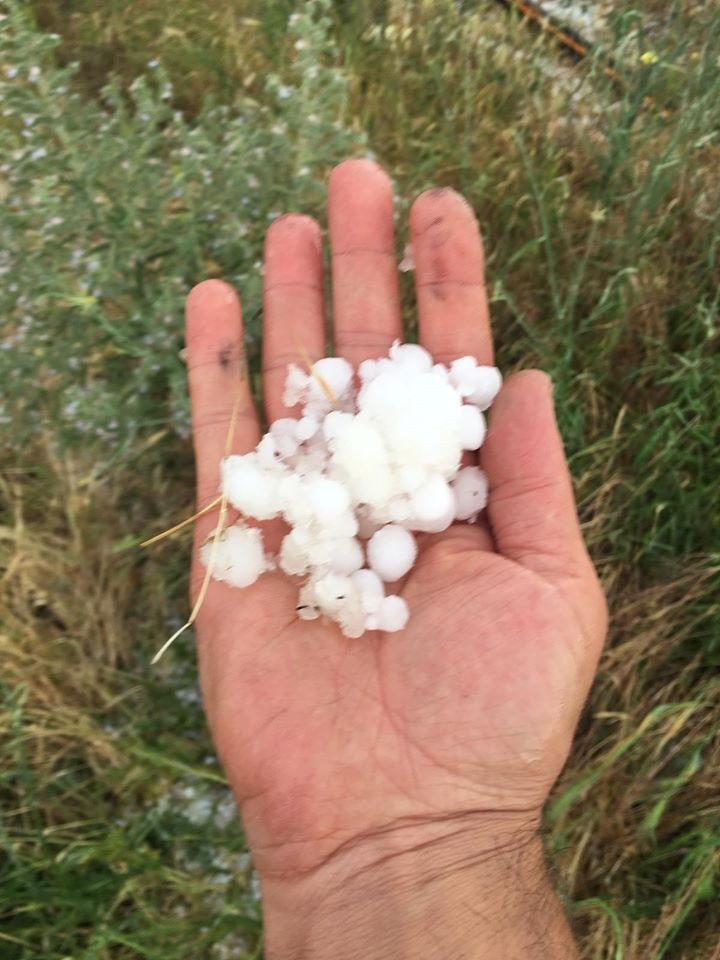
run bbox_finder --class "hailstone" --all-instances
[200,524,270,588]
[452,466,489,521]
[375,595,410,632]
[367,525,418,582]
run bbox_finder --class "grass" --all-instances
[1,0,718,956]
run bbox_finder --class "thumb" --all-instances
[482,370,606,633]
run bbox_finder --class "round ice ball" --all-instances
[222,455,283,520]
[331,415,394,507]
[376,595,409,632]
[305,476,352,521]
[467,366,503,410]
[407,498,455,534]
[449,356,478,396]
[256,433,278,467]
[389,341,433,373]
[270,417,296,437]
[351,568,385,614]
[295,414,319,442]
[270,419,299,459]
[452,466,488,520]
[297,604,320,622]
[360,371,463,475]
[326,537,364,575]
[322,410,354,442]
[367,524,417,582]
[279,529,310,576]
[410,474,454,524]
[283,363,310,407]
[200,524,267,588]
[396,464,427,494]
[313,572,356,617]
[310,357,354,400]
[459,404,486,450]
[358,359,377,382]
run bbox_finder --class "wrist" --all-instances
[258,811,578,960]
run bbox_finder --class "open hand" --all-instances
[184,160,607,938]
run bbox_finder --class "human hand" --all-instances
[185,159,607,958]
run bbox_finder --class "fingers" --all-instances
[186,280,260,512]
[482,371,606,625]
[409,188,493,365]
[263,214,326,423]
[328,158,402,365]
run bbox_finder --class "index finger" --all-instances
[328,159,403,365]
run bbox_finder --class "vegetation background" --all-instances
[1,0,718,957]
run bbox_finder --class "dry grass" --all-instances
[554,564,719,958]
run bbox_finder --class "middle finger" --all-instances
[328,158,402,366]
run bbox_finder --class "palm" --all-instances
[185,161,606,878]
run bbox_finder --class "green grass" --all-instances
[1,0,719,957]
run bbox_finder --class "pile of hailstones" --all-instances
[201,342,502,638]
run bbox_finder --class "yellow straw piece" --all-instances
[151,392,242,664]
[140,495,223,548]
[296,342,337,404]
[150,494,228,664]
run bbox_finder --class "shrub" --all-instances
[0,0,364,457]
